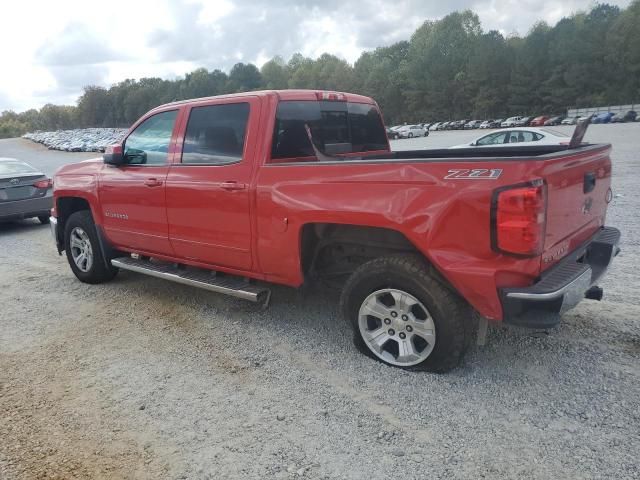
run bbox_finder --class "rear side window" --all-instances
[182,103,250,165]
[270,101,388,162]
[0,161,37,175]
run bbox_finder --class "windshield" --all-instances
[270,100,388,162]
[0,160,38,175]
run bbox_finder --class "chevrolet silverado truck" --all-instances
[50,90,620,372]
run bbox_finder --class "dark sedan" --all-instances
[0,158,52,224]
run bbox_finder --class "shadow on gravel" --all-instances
[0,219,48,236]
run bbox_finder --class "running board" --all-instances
[111,257,271,307]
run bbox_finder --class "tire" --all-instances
[408,133,413,138]
[424,131,429,137]
[38,215,49,224]
[340,254,471,373]
[64,210,118,284]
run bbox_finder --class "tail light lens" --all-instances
[33,178,52,189]
[492,181,547,256]
[315,91,346,101]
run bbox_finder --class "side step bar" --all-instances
[111,257,271,307]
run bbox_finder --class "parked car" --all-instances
[514,116,533,127]
[49,89,620,372]
[501,116,524,127]
[449,120,468,130]
[561,116,580,125]
[0,158,53,224]
[488,119,504,128]
[593,112,615,124]
[610,110,637,123]
[529,116,549,127]
[479,120,493,129]
[464,120,483,129]
[544,115,565,126]
[397,124,429,138]
[449,127,570,149]
[429,122,442,131]
[386,126,400,139]
[438,121,452,130]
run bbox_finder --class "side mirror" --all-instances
[104,144,124,165]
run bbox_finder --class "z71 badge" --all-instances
[445,168,503,180]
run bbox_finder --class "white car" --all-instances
[500,116,525,128]
[501,117,524,127]
[449,127,570,149]
[396,124,429,138]
[561,116,580,125]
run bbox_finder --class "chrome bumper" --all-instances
[50,216,62,254]
[501,226,621,328]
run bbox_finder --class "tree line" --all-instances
[1,1,638,139]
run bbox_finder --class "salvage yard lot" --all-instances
[1,124,639,479]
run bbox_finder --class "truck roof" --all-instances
[153,89,377,112]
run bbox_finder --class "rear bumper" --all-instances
[501,226,621,328]
[0,194,52,222]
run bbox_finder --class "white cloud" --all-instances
[0,0,633,112]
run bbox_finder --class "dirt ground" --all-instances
[1,126,639,479]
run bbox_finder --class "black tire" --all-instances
[64,210,118,284]
[340,254,472,373]
[408,133,414,138]
[424,131,429,137]
[38,215,49,224]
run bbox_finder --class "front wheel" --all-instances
[340,254,472,372]
[38,215,49,224]
[408,133,414,138]
[64,210,118,284]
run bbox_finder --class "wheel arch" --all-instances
[297,222,454,291]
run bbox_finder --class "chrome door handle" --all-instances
[144,178,163,187]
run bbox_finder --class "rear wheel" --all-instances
[340,254,471,373]
[38,215,49,224]
[408,133,414,138]
[64,210,118,284]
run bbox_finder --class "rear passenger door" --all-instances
[165,98,260,270]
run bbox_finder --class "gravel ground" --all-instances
[1,125,639,479]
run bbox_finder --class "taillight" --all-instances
[33,178,52,189]
[315,91,347,101]
[491,181,547,256]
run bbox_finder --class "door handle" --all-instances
[144,178,163,187]
[220,181,247,191]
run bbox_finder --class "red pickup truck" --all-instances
[50,90,620,372]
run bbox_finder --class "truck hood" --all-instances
[55,157,104,176]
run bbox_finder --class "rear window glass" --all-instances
[182,103,249,165]
[270,100,388,162]
[0,161,37,175]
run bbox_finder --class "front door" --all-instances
[165,98,259,270]
[99,109,179,254]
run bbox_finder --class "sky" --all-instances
[0,0,633,112]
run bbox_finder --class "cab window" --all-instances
[270,100,388,162]
[124,110,178,165]
[181,103,250,165]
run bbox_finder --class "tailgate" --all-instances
[541,145,612,270]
